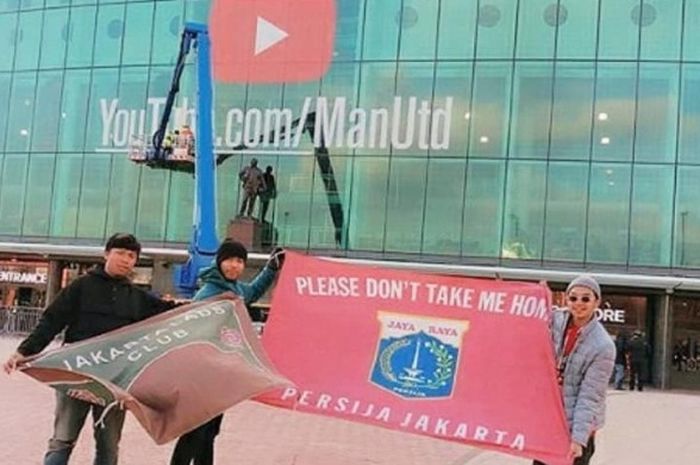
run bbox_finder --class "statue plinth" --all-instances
[226,218,276,251]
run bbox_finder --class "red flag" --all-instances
[21,296,291,444]
[259,252,571,464]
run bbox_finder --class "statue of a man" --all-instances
[238,158,266,218]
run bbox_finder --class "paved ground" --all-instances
[1,336,698,465]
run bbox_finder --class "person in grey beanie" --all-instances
[534,275,615,465]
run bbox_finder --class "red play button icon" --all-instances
[210,0,336,83]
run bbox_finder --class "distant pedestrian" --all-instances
[614,331,629,389]
[258,165,277,223]
[628,330,650,391]
[534,275,615,465]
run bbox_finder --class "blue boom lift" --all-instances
[130,22,346,297]
[129,22,218,297]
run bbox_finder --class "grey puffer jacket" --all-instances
[550,309,615,445]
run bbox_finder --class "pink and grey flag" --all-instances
[21,295,292,444]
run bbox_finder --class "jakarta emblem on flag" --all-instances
[370,312,469,399]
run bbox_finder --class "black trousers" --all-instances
[629,361,644,390]
[533,435,595,465]
[170,415,223,465]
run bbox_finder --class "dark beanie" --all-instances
[216,239,248,271]
[105,233,141,256]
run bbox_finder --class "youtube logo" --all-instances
[210,0,336,83]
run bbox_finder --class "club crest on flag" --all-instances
[370,311,469,399]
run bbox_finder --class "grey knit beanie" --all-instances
[566,275,601,299]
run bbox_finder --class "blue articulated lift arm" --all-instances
[150,27,194,159]
[167,22,219,297]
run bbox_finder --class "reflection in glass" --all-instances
[586,163,631,264]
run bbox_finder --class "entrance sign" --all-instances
[259,252,571,464]
[21,297,291,444]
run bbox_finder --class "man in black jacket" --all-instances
[3,233,177,465]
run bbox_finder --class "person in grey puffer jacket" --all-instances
[534,275,615,465]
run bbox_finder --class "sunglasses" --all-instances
[568,295,593,303]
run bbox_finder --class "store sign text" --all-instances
[0,270,48,285]
[596,308,626,324]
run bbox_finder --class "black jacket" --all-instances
[627,335,650,364]
[18,266,176,356]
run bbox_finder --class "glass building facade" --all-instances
[1,0,700,274]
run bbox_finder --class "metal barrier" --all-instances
[0,306,44,336]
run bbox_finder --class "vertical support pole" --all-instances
[45,260,64,305]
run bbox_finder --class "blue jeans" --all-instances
[613,363,625,388]
[44,391,126,465]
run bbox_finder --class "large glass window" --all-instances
[151,1,182,66]
[21,154,55,237]
[510,63,553,159]
[635,63,678,163]
[433,63,471,158]
[15,10,42,71]
[0,154,28,235]
[502,161,547,260]
[334,0,363,61]
[640,0,682,60]
[462,159,505,258]
[384,158,427,253]
[347,157,388,251]
[543,161,588,262]
[598,0,640,59]
[0,74,11,149]
[58,69,90,152]
[307,155,352,250]
[105,154,140,234]
[678,64,700,164]
[397,0,439,60]
[586,163,631,264]
[515,0,556,58]
[550,63,595,160]
[114,67,149,149]
[164,171,193,243]
[592,63,637,162]
[362,0,400,60]
[39,7,68,69]
[557,0,599,59]
[31,71,63,152]
[675,166,700,268]
[93,4,125,67]
[0,13,17,72]
[135,169,169,241]
[122,2,154,66]
[5,71,36,152]
[76,155,111,238]
[683,0,700,61]
[275,155,313,248]
[84,69,119,152]
[356,63,396,156]
[437,0,477,59]
[476,0,517,58]
[216,158,239,240]
[469,62,512,158]
[65,6,96,68]
[422,158,465,255]
[50,153,82,237]
[395,62,434,157]
[629,164,674,267]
